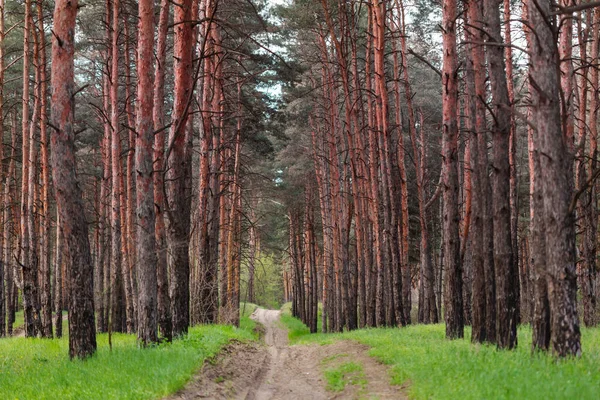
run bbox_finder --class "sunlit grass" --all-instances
[323,361,367,392]
[280,304,600,399]
[0,306,258,400]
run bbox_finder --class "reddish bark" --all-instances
[37,0,52,339]
[166,0,194,335]
[442,0,464,339]
[134,0,158,345]
[0,0,5,337]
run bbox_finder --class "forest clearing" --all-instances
[2,0,600,398]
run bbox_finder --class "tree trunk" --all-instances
[135,0,158,346]
[37,0,52,339]
[504,0,520,325]
[50,0,97,358]
[152,0,172,341]
[582,9,600,328]
[465,0,487,342]
[527,0,581,357]
[442,0,463,339]
[166,0,194,336]
[109,0,125,334]
[484,0,517,350]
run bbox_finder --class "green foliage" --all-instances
[279,302,322,339]
[241,254,285,309]
[239,302,259,335]
[323,361,367,392]
[280,309,600,400]
[0,310,257,400]
[14,311,24,329]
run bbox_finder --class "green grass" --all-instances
[14,311,24,329]
[0,306,258,400]
[239,302,259,335]
[280,304,600,399]
[323,361,368,392]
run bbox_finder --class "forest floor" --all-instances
[168,308,404,399]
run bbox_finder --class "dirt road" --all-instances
[169,309,405,399]
[246,308,328,399]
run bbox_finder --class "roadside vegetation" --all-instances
[281,303,600,399]
[0,304,259,400]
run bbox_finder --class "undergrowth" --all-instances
[280,303,600,400]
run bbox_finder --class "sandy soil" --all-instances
[167,308,405,400]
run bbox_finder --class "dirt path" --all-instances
[247,308,328,399]
[168,309,405,399]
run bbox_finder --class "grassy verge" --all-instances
[239,302,259,335]
[323,361,367,392]
[280,303,600,400]
[0,305,258,400]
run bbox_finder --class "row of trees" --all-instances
[0,0,279,358]
[281,0,591,357]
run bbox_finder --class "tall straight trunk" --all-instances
[527,0,581,357]
[442,0,463,339]
[21,0,42,338]
[50,0,97,358]
[95,168,105,333]
[225,100,242,327]
[96,0,111,334]
[4,115,16,336]
[0,0,4,337]
[0,0,3,337]
[309,113,333,332]
[465,0,489,342]
[582,9,600,327]
[364,12,379,327]
[484,0,517,350]
[372,0,399,327]
[524,0,548,352]
[153,0,171,341]
[135,0,158,346]
[123,18,137,333]
[110,0,125,333]
[54,212,63,337]
[504,0,519,324]
[28,10,42,338]
[218,126,230,316]
[166,0,194,336]
[37,0,52,338]
[410,113,438,324]
[248,208,257,304]
[196,2,219,324]
[208,106,221,323]
[395,0,413,324]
